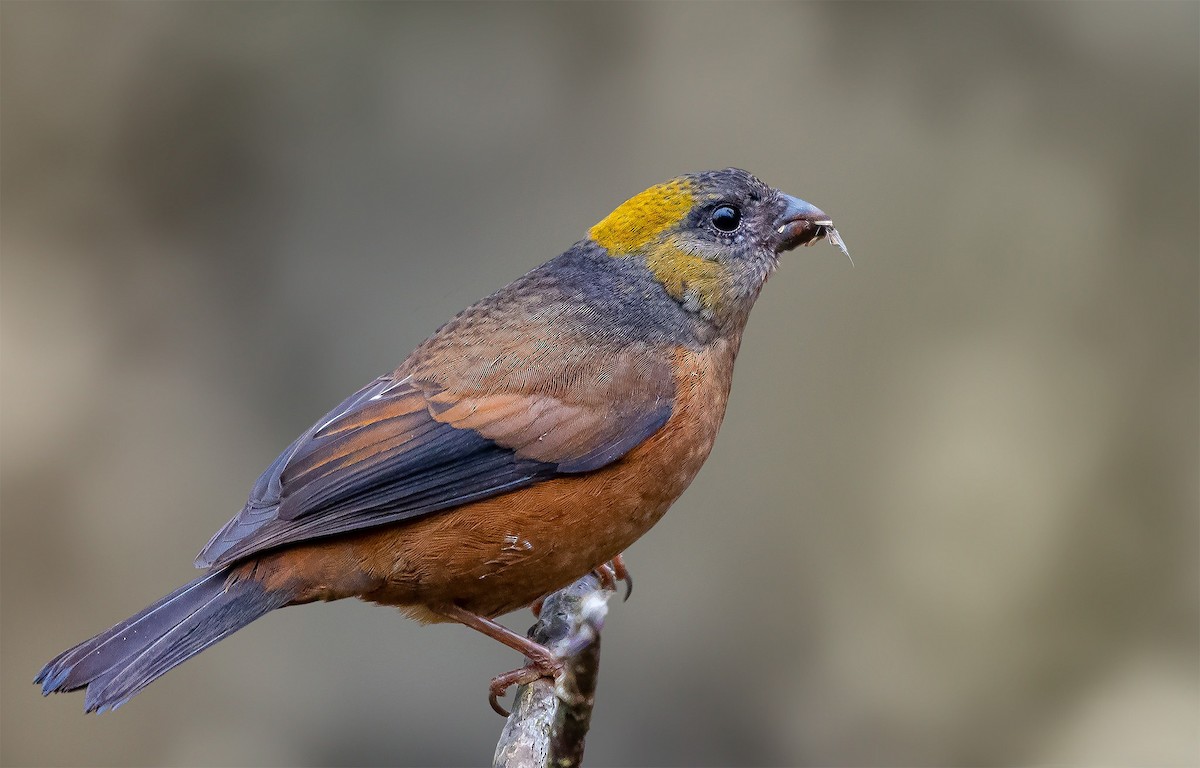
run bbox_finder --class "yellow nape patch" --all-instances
[645,239,724,314]
[588,179,695,255]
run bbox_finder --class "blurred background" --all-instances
[2,2,1196,766]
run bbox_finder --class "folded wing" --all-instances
[196,348,674,570]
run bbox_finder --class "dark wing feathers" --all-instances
[556,403,672,473]
[196,355,673,570]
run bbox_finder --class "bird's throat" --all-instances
[642,242,724,319]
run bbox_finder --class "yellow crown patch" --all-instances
[588,180,696,255]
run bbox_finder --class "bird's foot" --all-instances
[611,553,632,601]
[432,603,566,716]
[592,563,617,591]
[534,554,632,619]
[592,553,632,601]
[488,655,564,716]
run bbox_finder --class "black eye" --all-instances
[711,205,741,233]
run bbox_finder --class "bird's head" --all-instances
[588,168,847,330]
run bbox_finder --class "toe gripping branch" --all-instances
[593,554,632,602]
[492,573,615,767]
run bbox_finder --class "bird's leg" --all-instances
[433,603,563,716]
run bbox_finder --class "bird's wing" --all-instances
[195,346,674,570]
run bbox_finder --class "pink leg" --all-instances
[433,604,564,716]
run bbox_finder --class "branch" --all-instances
[492,573,613,768]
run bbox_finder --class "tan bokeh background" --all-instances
[2,3,1196,765]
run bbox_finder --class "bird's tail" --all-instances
[36,568,292,712]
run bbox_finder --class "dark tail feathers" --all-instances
[36,569,291,713]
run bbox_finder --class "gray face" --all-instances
[661,168,844,321]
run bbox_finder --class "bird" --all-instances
[36,168,847,715]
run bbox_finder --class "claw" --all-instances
[488,659,563,717]
[591,556,632,600]
[490,693,509,717]
[611,553,633,601]
[592,563,617,591]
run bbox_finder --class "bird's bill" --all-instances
[774,193,850,262]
